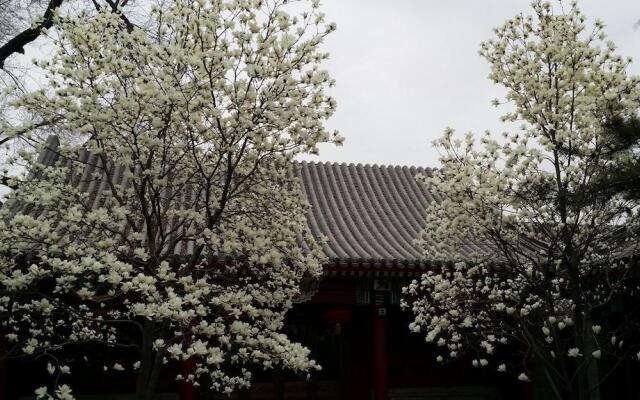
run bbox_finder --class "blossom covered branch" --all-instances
[0,0,342,397]
[404,2,640,399]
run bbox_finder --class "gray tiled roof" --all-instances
[9,136,448,271]
[298,161,437,270]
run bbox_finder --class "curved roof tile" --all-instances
[295,161,436,270]
[10,137,440,271]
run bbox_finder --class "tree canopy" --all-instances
[404,2,640,399]
[0,0,341,398]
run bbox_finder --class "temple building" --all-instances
[251,160,518,400]
[0,138,520,400]
[4,137,636,400]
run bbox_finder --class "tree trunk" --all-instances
[565,251,599,400]
[136,320,163,400]
[273,367,284,400]
[569,307,601,400]
[582,314,600,400]
[532,355,563,400]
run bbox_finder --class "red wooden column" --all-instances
[372,284,389,400]
[180,358,197,400]
[323,309,353,400]
[180,333,197,400]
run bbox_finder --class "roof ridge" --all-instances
[296,159,436,173]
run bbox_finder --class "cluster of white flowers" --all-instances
[403,1,640,394]
[34,384,74,400]
[1,0,340,397]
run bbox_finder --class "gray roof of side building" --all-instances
[6,136,483,273]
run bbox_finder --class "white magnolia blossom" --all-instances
[518,373,531,383]
[34,386,48,399]
[0,0,340,398]
[567,348,581,358]
[55,385,74,400]
[33,384,77,400]
[403,1,640,397]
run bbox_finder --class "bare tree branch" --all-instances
[0,0,64,69]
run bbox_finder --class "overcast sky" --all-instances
[10,0,640,170]
[305,0,640,168]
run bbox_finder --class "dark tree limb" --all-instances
[0,174,21,190]
[92,0,135,33]
[0,0,64,69]
[0,0,136,69]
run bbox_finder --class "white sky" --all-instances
[7,0,640,171]
[306,0,640,168]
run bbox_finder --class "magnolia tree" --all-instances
[0,0,137,191]
[0,0,341,398]
[403,2,640,400]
